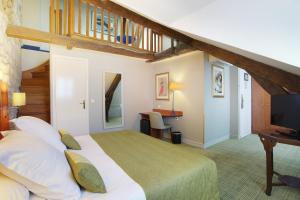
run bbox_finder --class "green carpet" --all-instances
[202,134,300,200]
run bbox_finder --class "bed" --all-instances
[0,113,219,200]
[89,130,219,200]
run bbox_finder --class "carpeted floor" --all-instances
[202,134,300,200]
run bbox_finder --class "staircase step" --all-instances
[20,86,50,94]
[32,71,49,78]
[22,78,49,86]
[19,105,50,114]
[26,95,50,105]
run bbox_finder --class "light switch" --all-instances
[91,99,95,103]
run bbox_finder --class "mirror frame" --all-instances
[102,71,124,129]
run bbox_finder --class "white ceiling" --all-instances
[112,0,217,24]
[113,0,300,75]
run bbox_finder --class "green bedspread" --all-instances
[91,130,219,200]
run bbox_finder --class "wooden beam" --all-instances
[86,3,90,36]
[191,40,300,93]
[50,0,54,33]
[6,25,154,60]
[147,42,196,63]
[250,73,287,95]
[101,8,104,40]
[78,0,81,34]
[93,6,97,38]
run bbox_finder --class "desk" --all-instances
[139,109,183,138]
[258,130,300,196]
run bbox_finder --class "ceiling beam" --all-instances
[6,25,154,60]
[192,40,300,94]
[250,73,287,95]
[146,42,196,63]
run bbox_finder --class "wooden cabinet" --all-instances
[252,79,288,133]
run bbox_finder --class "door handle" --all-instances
[241,95,244,109]
[80,100,86,109]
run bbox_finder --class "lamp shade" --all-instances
[12,92,26,106]
[169,82,182,91]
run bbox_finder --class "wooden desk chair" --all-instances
[149,112,171,139]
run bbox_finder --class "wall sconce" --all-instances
[12,92,26,117]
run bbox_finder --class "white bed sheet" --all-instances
[30,134,146,200]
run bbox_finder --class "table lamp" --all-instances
[169,82,182,115]
[12,92,26,117]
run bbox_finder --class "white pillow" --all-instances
[10,116,66,152]
[0,130,81,200]
[0,173,29,200]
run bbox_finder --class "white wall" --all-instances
[204,54,231,148]
[22,0,50,44]
[21,0,50,71]
[50,45,154,133]
[21,49,49,70]
[151,51,205,147]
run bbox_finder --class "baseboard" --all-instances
[164,133,204,148]
[203,135,230,149]
[182,138,203,148]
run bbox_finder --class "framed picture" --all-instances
[244,73,249,81]
[212,65,225,97]
[155,72,169,100]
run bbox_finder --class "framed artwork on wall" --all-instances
[155,72,169,100]
[212,65,225,97]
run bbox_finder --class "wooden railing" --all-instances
[50,0,165,53]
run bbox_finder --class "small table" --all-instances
[139,109,183,138]
[258,130,300,196]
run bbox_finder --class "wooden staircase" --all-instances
[20,60,50,122]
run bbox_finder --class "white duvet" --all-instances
[30,135,146,200]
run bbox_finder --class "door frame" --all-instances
[50,55,89,131]
[102,71,124,129]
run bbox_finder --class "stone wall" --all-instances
[0,0,22,118]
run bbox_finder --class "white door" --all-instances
[52,56,89,136]
[238,68,252,138]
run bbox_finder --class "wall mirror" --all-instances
[103,72,124,129]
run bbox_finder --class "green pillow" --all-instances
[59,130,81,150]
[65,151,106,193]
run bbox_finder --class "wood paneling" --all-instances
[252,78,269,133]
[252,78,290,133]
[20,61,50,123]
[0,81,9,131]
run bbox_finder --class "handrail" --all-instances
[49,0,166,54]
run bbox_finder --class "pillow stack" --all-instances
[0,130,81,199]
[1,116,107,198]
[10,116,66,152]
